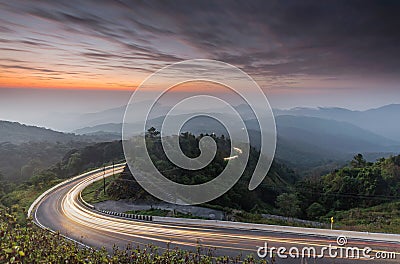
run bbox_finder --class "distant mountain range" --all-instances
[70,103,400,140]
[274,104,400,142]
[276,115,397,153]
[2,103,399,173]
[274,115,399,168]
[72,112,400,169]
[44,101,232,132]
[74,112,398,150]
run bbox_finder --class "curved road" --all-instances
[31,165,400,263]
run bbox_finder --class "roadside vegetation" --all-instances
[333,202,400,233]
[81,175,115,204]
[293,154,400,233]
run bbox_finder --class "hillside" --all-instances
[0,120,119,145]
[0,141,90,182]
[0,120,122,183]
[0,121,78,144]
[49,140,124,179]
[0,140,125,214]
[105,131,298,211]
[292,154,400,232]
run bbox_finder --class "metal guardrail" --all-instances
[97,209,153,221]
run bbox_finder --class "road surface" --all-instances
[31,165,400,263]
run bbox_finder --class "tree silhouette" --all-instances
[146,127,160,138]
[351,153,366,168]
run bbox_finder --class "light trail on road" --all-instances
[32,165,400,263]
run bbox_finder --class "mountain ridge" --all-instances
[0,120,118,145]
[274,104,400,141]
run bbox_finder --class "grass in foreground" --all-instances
[1,178,64,225]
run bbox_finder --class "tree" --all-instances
[306,202,326,220]
[275,193,301,218]
[146,127,160,138]
[351,153,366,168]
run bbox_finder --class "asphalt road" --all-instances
[33,166,400,263]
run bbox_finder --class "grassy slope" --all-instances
[81,175,115,204]
[1,179,63,224]
[334,202,400,233]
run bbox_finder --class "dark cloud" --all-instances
[1,0,399,84]
[0,25,13,33]
[0,64,59,73]
[150,0,400,78]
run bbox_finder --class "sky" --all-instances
[1,0,400,127]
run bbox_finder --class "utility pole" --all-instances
[103,166,106,194]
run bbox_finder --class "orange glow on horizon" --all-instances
[0,83,137,91]
[168,81,230,93]
[0,76,234,92]
[0,76,138,91]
